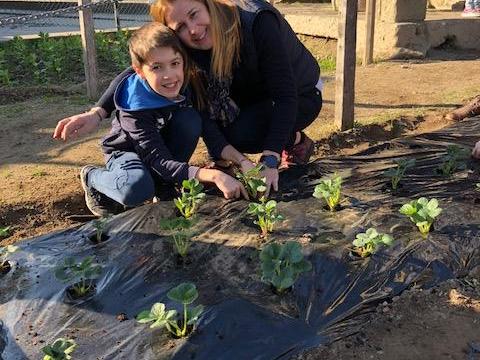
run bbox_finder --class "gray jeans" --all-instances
[465,0,480,8]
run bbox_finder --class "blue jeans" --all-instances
[87,107,202,207]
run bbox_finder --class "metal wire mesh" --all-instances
[0,0,151,88]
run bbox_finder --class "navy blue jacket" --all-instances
[101,70,193,183]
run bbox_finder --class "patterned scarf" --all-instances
[205,72,239,128]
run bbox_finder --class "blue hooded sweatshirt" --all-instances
[101,70,194,184]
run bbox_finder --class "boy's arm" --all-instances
[119,110,192,184]
[53,68,134,142]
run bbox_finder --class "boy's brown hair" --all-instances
[129,22,205,108]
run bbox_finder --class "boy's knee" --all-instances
[118,172,155,207]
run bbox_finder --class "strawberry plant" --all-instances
[235,164,267,199]
[0,244,18,272]
[438,145,469,176]
[399,197,442,237]
[313,174,342,211]
[247,197,284,237]
[159,217,194,258]
[174,179,205,218]
[54,256,102,298]
[383,158,415,190]
[352,228,393,257]
[137,282,204,338]
[92,217,110,243]
[41,338,77,360]
[260,241,312,294]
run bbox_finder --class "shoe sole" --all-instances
[80,165,103,217]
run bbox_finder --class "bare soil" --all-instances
[0,37,480,359]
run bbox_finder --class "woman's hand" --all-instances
[53,108,105,141]
[214,171,249,200]
[472,141,480,159]
[239,158,256,173]
[261,167,279,198]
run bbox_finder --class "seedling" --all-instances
[159,217,194,258]
[92,217,110,242]
[438,145,469,176]
[0,226,10,238]
[399,197,442,237]
[174,179,205,218]
[313,174,342,211]
[235,164,267,199]
[247,197,284,237]
[137,282,204,338]
[42,338,77,360]
[0,244,18,272]
[260,241,312,294]
[54,256,102,298]
[352,228,393,257]
[383,159,415,190]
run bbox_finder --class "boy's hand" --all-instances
[472,141,480,159]
[53,108,105,141]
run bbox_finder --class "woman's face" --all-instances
[164,0,213,51]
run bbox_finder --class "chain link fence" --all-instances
[0,0,151,91]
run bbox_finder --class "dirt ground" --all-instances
[1,37,480,359]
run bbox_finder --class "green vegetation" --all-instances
[313,175,342,211]
[0,226,11,238]
[383,159,415,190]
[352,228,393,257]
[159,217,195,258]
[137,283,204,338]
[260,241,312,294]
[42,338,77,360]
[174,179,205,219]
[247,198,284,237]
[438,145,470,176]
[92,217,110,243]
[235,164,267,199]
[54,256,102,297]
[399,197,442,237]
[0,31,131,87]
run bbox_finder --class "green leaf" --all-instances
[186,304,204,325]
[168,282,198,305]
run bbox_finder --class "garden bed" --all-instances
[1,119,480,359]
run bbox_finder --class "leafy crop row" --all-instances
[0,31,131,87]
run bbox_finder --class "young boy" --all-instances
[80,22,247,217]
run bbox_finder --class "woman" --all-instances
[54,0,322,197]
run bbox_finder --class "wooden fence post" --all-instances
[78,0,98,99]
[334,0,358,131]
[362,0,376,65]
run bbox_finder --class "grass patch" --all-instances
[318,56,336,73]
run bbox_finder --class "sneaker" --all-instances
[280,132,315,169]
[445,95,480,121]
[475,8,480,16]
[462,7,476,17]
[80,165,125,217]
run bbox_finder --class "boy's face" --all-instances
[134,46,184,99]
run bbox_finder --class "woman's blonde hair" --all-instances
[129,22,205,109]
[150,0,241,80]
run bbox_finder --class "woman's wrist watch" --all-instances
[260,155,279,169]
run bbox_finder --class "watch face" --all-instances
[261,155,279,169]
